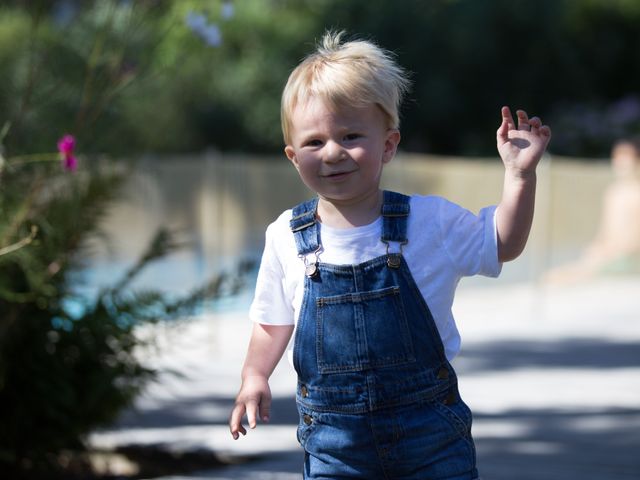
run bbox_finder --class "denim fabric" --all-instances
[291,191,479,479]
[290,198,321,255]
[380,190,410,243]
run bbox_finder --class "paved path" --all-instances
[90,277,640,479]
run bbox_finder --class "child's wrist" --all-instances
[241,370,269,382]
[504,166,537,183]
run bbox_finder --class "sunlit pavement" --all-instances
[89,277,640,479]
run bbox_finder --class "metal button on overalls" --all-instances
[303,414,313,425]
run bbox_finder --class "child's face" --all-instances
[284,96,400,206]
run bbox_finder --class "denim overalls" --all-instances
[289,191,479,480]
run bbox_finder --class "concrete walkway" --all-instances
[89,277,640,479]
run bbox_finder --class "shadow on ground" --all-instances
[116,397,640,479]
[457,337,640,372]
[475,407,640,480]
[107,336,639,479]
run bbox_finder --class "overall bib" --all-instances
[290,191,479,480]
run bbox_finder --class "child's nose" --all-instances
[323,141,346,163]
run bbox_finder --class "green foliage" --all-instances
[0,2,255,475]
[0,158,253,475]
[0,161,124,471]
[120,0,320,152]
[0,1,167,156]
[2,0,640,155]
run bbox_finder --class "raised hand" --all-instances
[497,106,551,176]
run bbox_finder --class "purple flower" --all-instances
[221,1,235,20]
[57,134,77,171]
[185,11,222,47]
[185,12,208,32]
[201,24,222,47]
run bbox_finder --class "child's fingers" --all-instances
[232,423,247,440]
[229,403,248,440]
[539,125,552,137]
[529,116,542,130]
[259,395,272,423]
[497,107,513,145]
[516,110,530,131]
[501,106,516,130]
[528,116,552,140]
[246,399,260,429]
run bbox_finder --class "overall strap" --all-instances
[289,197,321,256]
[381,190,410,244]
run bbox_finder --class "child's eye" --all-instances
[344,133,362,141]
[305,139,323,147]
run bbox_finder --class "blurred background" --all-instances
[0,1,639,479]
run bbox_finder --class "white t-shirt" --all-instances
[249,194,502,361]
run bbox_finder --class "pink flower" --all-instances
[62,154,77,171]
[57,134,77,171]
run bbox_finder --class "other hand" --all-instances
[497,106,551,177]
[229,375,272,440]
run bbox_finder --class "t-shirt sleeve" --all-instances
[248,221,296,325]
[438,199,502,278]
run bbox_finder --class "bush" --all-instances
[0,2,254,474]
[0,153,252,476]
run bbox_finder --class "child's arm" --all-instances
[496,106,551,262]
[229,323,294,440]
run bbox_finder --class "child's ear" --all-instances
[285,145,299,168]
[382,129,401,164]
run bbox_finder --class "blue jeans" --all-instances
[297,389,477,479]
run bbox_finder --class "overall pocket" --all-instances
[432,390,474,443]
[316,286,415,373]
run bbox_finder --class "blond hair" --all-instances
[281,31,411,144]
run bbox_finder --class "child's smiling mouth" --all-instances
[321,170,356,180]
